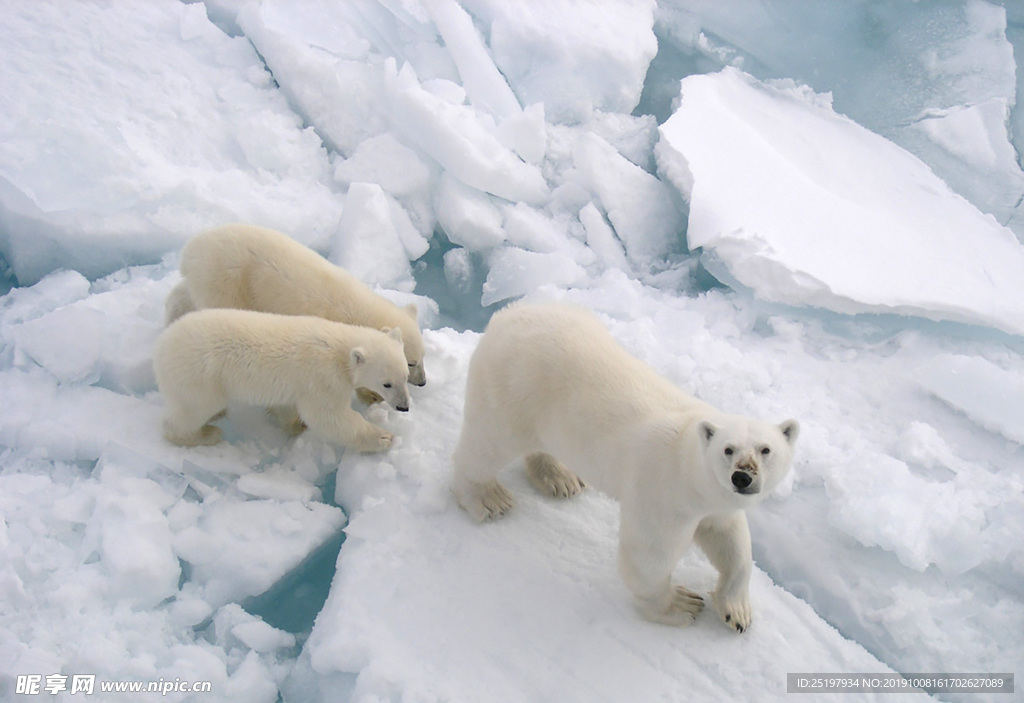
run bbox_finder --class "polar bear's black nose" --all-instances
[396,404,409,412]
[731,471,752,490]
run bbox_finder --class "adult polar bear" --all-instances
[451,303,799,632]
[166,224,427,387]
[154,309,410,452]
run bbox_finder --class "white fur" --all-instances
[451,303,799,632]
[166,223,427,386]
[153,308,410,452]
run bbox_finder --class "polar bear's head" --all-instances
[350,327,411,412]
[698,417,799,499]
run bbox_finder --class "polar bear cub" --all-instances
[166,224,427,387]
[154,308,410,452]
[451,303,798,632]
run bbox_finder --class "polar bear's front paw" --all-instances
[357,428,394,453]
[195,425,223,446]
[526,453,585,499]
[453,479,515,522]
[479,481,514,520]
[164,423,222,447]
[712,591,752,633]
[637,586,705,627]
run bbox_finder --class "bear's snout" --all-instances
[730,469,760,495]
[396,404,410,412]
[731,471,752,490]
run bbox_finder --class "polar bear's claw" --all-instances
[636,585,705,627]
[480,481,515,520]
[268,406,307,436]
[713,591,752,633]
[725,614,744,633]
[454,479,515,522]
[196,425,223,446]
[164,422,222,447]
[526,453,585,499]
[182,425,222,446]
[360,429,394,453]
[673,586,705,610]
[666,587,705,626]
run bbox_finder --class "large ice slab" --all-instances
[460,0,659,123]
[657,0,1024,239]
[235,0,393,156]
[0,0,343,285]
[916,353,1024,445]
[385,60,550,205]
[657,67,1024,336]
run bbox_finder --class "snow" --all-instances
[1,1,1023,702]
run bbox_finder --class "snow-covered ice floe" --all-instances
[1,1,1023,702]
[657,67,1024,336]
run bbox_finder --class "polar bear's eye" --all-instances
[408,362,417,368]
[760,446,771,456]
[383,382,392,389]
[724,447,734,456]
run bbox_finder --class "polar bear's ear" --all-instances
[778,419,800,445]
[404,303,418,321]
[383,326,404,343]
[698,420,718,446]
[350,347,367,367]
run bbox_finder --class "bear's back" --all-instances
[184,224,410,329]
[157,308,352,362]
[475,303,698,422]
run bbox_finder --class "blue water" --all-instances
[241,472,347,635]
